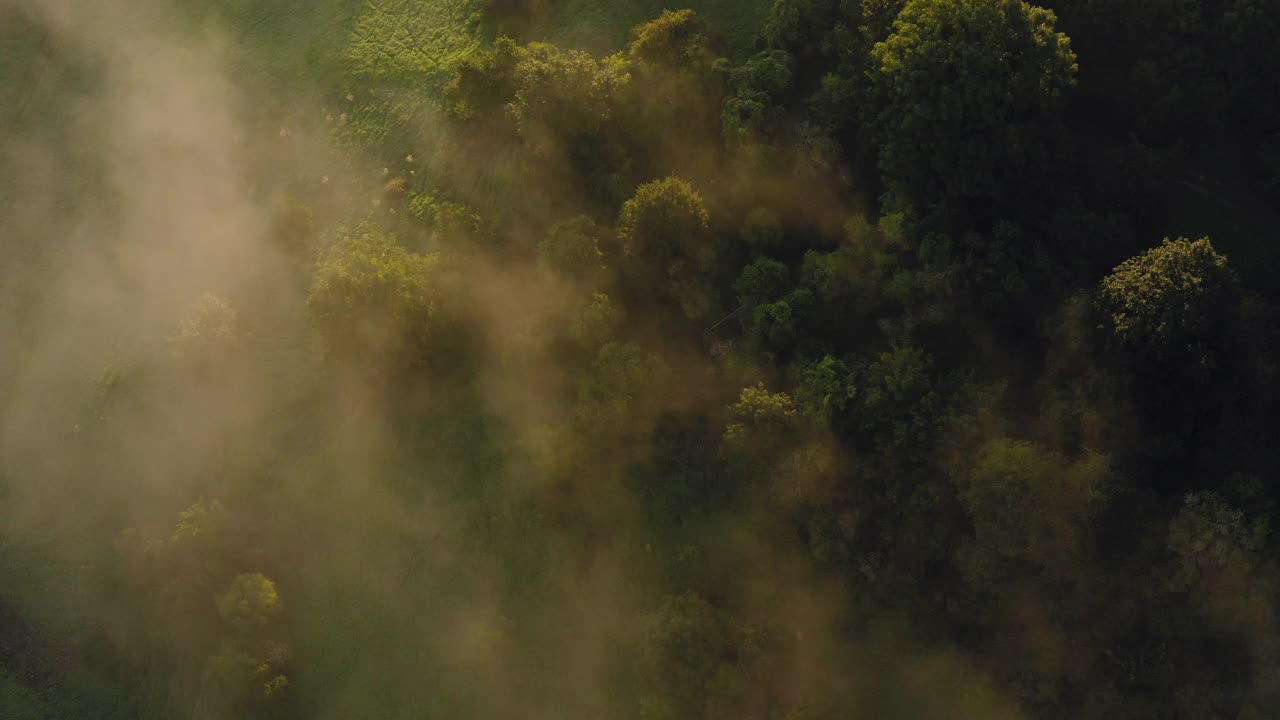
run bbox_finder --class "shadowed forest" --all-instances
[2,0,1280,718]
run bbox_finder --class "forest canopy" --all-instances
[2,0,1280,719]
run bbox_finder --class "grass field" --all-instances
[177,0,363,81]
[344,0,488,84]
[176,0,488,87]
[193,0,774,89]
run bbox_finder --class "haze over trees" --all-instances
[2,0,1280,718]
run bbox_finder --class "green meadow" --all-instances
[176,0,771,87]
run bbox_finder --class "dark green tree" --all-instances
[538,215,605,280]
[953,439,1110,583]
[617,176,718,320]
[1098,237,1240,381]
[868,0,1077,208]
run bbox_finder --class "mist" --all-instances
[4,1,1280,719]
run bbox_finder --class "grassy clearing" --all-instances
[178,0,487,89]
[345,0,489,85]
[176,0,364,83]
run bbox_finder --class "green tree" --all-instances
[406,194,490,246]
[739,207,786,255]
[269,194,316,258]
[627,9,715,71]
[796,355,856,424]
[171,497,229,544]
[498,40,635,205]
[868,0,1076,207]
[162,497,235,598]
[954,439,1109,583]
[538,215,604,280]
[217,573,281,631]
[721,51,794,144]
[733,257,791,309]
[848,346,944,465]
[168,293,240,374]
[617,176,717,320]
[635,593,779,720]
[761,0,844,58]
[570,292,622,348]
[616,177,712,249]
[628,414,730,531]
[1168,490,1267,594]
[622,10,727,186]
[508,42,631,156]
[572,341,668,440]
[742,295,811,357]
[207,572,290,711]
[1098,237,1240,380]
[724,383,801,450]
[443,35,521,121]
[1163,489,1278,698]
[793,216,910,345]
[307,229,443,366]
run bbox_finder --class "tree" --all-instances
[406,194,490,246]
[623,10,726,175]
[1167,490,1267,594]
[792,216,914,347]
[507,42,631,155]
[848,346,944,466]
[209,573,289,710]
[538,215,605,280]
[172,497,229,544]
[868,0,1076,208]
[568,291,622,349]
[162,497,235,598]
[761,0,844,59]
[1097,237,1240,381]
[637,592,733,719]
[733,258,791,309]
[953,439,1109,583]
[443,36,521,121]
[635,593,779,720]
[617,176,717,320]
[499,41,634,205]
[269,194,315,258]
[572,341,668,440]
[742,295,811,357]
[168,293,240,374]
[628,414,730,531]
[739,207,786,255]
[724,383,801,449]
[306,229,443,366]
[627,9,715,71]
[722,51,794,145]
[796,355,856,424]
[217,573,281,631]
[617,176,711,268]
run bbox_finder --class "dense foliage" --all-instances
[3,0,1280,718]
